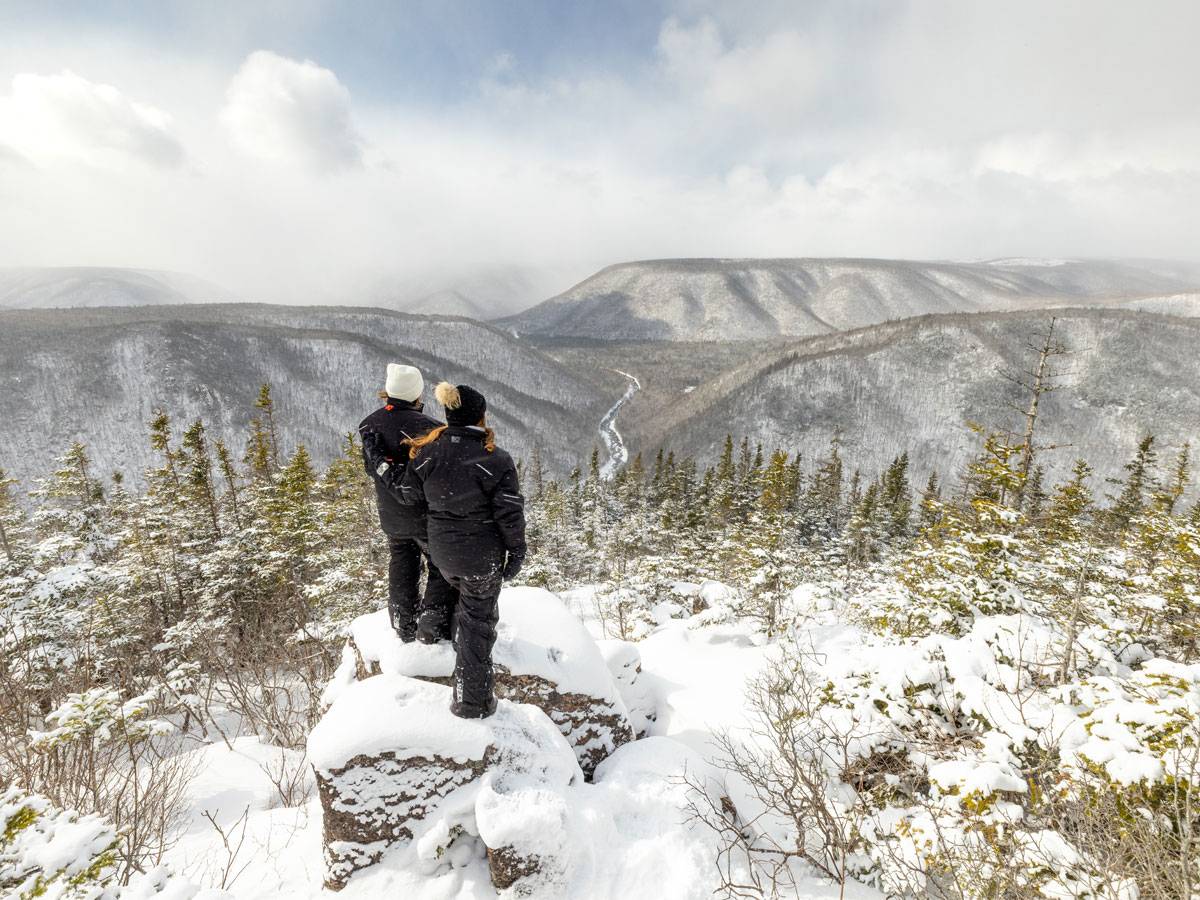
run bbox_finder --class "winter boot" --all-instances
[450,661,497,719]
[388,604,416,643]
[416,605,454,644]
[450,696,497,719]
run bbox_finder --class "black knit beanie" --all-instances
[436,382,487,426]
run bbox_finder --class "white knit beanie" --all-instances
[385,364,424,402]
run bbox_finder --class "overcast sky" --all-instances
[1,0,1198,303]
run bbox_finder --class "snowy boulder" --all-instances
[597,639,656,738]
[477,736,745,897]
[330,587,635,778]
[308,674,580,891]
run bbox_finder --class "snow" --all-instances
[343,587,626,708]
[636,615,774,756]
[35,572,1111,898]
[143,585,881,899]
[477,736,736,898]
[596,639,655,736]
[308,676,494,771]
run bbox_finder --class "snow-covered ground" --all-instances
[154,583,878,899]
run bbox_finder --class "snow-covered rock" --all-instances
[308,674,580,891]
[596,639,656,738]
[329,587,635,777]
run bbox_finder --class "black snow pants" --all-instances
[387,536,457,643]
[445,572,502,719]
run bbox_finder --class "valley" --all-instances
[3,258,1200,496]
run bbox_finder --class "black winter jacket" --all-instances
[399,426,526,580]
[358,399,442,539]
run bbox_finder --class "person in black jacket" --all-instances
[400,381,526,718]
[358,363,457,644]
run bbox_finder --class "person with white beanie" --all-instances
[357,363,456,642]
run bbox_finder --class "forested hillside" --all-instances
[553,308,1200,488]
[0,304,608,488]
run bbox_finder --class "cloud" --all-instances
[0,69,183,168]
[1,3,1200,309]
[221,50,362,172]
[657,17,829,122]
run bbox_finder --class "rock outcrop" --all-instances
[308,674,579,891]
[326,587,635,779]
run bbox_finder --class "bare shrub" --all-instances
[689,646,887,897]
[201,805,253,891]
[4,696,197,882]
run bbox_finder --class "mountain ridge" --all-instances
[504,257,1200,341]
[0,266,242,309]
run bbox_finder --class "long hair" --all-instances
[407,425,447,458]
[407,424,496,457]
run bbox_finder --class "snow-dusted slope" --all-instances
[0,267,241,309]
[0,304,609,488]
[626,307,1200,485]
[505,258,1200,341]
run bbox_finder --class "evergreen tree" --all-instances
[918,471,942,532]
[845,481,883,565]
[803,435,844,538]
[846,469,863,514]
[255,383,281,469]
[1159,442,1191,514]
[879,452,913,541]
[1107,434,1158,535]
[34,442,107,555]
[530,445,545,500]
[214,439,244,530]
[713,435,737,523]
[1023,464,1048,523]
[244,384,281,482]
[180,420,221,540]
[759,450,793,518]
[1043,459,1093,544]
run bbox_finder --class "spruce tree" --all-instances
[759,450,792,518]
[255,383,281,469]
[1023,464,1048,524]
[918,471,942,532]
[803,435,844,538]
[1107,434,1158,535]
[1044,459,1093,544]
[845,481,883,565]
[879,452,913,541]
[1160,442,1191,514]
[181,420,221,539]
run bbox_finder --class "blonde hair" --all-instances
[408,381,495,456]
[407,424,495,457]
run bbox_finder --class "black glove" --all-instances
[361,431,394,482]
[502,552,525,582]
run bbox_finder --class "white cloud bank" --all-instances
[1,1,1199,308]
[0,69,183,168]
[222,50,362,172]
